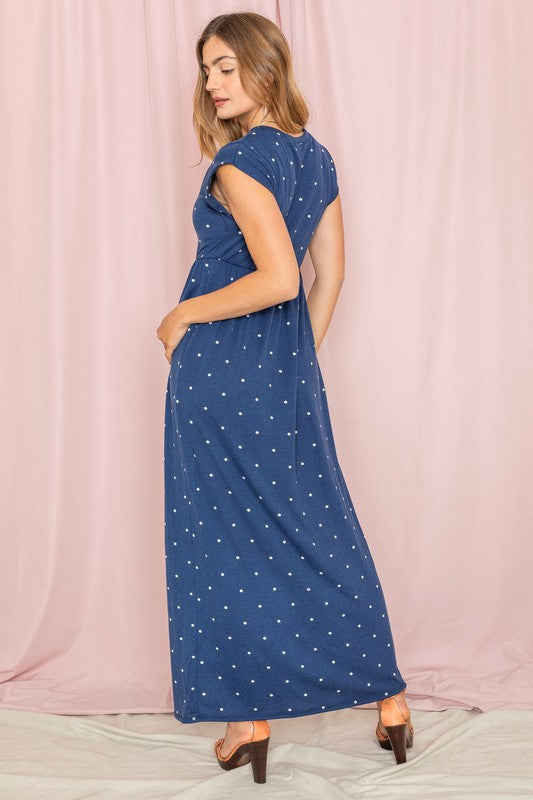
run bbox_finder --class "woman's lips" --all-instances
[214,98,228,106]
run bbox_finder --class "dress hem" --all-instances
[172,679,407,724]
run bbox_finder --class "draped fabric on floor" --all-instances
[1,0,532,715]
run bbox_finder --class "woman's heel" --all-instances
[214,719,270,783]
[376,693,414,764]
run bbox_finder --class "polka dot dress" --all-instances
[164,125,407,723]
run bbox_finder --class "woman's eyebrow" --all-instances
[201,55,237,68]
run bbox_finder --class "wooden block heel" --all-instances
[248,735,270,783]
[214,719,270,783]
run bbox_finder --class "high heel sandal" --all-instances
[375,693,414,764]
[214,719,270,783]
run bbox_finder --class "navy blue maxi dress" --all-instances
[164,124,407,723]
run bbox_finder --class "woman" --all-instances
[156,11,414,784]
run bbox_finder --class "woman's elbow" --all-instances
[287,280,300,300]
[263,266,300,303]
[282,275,300,302]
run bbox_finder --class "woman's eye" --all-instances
[203,68,234,80]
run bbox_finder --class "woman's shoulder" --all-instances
[213,129,269,160]
[214,127,294,170]
[210,131,279,195]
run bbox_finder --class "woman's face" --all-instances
[202,36,263,130]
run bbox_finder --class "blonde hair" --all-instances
[193,12,309,161]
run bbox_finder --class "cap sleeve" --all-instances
[211,140,278,198]
[319,144,339,206]
[324,148,339,205]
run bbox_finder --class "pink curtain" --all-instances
[1,0,532,716]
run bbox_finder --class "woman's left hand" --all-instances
[156,304,191,364]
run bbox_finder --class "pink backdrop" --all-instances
[1,0,532,715]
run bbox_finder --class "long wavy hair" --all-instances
[193,12,309,162]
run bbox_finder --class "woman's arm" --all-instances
[174,165,300,326]
[306,194,345,351]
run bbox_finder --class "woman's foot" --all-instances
[214,720,271,783]
[376,689,412,737]
[375,690,414,764]
[217,720,255,759]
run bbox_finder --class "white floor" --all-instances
[1,706,532,799]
